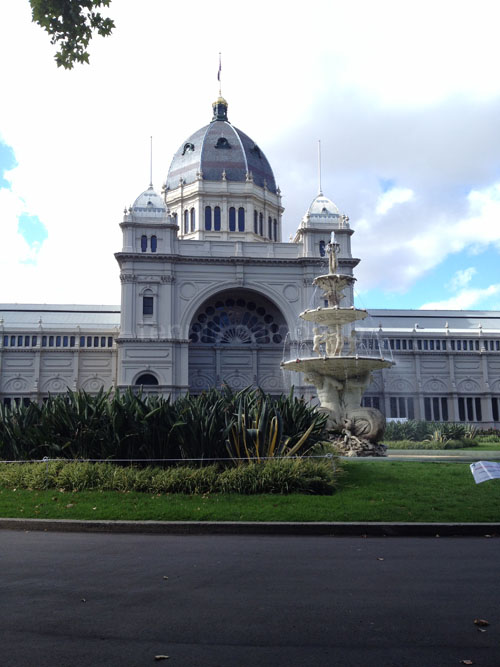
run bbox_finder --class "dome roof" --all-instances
[131,185,166,218]
[306,193,340,217]
[165,99,277,193]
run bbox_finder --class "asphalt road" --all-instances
[0,531,499,666]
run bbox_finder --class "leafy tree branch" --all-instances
[30,0,115,69]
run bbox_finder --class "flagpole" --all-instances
[218,52,222,97]
[318,139,323,196]
[149,136,153,188]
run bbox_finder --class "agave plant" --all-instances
[225,390,320,464]
[424,429,449,445]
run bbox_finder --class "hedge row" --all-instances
[0,458,340,495]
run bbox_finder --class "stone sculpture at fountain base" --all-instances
[284,357,391,457]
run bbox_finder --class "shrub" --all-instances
[0,459,340,495]
[384,420,482,443]
[385,438,478,450]
[477,434,500,443]
[0,387,327,465]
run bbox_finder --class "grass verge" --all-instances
[385,440,500,451]
[0,461,499,522]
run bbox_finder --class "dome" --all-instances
[165,99,277,193]
[306,193,340,218]
[131,185,166,218]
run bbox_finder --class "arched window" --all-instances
[184,210,189,234]
[135,373,159,386]
[214,206,221,231]
[205,206,212,231]
[190,207,196,232]
[268,216,272,239]
[151,235,157,252]
[254,210,258,233]
[229,207,236,232]
[141,235,147,252]
[238,207,245,232]
[273,219,278,241]
[259,212,263,236]
[319,240,326,257]
[189,292,287,346]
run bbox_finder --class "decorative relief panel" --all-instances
[420,360,447,371]
[455,360,481,371]
[457,378,481,393]
[80,376,106,392]
[3,357,35,368]
[490,379,500,393]
[258,373,283,393]
[283,284,299,302]
[42,377,72,393]
[80,355,113,369]
[3,377,29,392]
[423,378,448,393]
[180,282,197,300]
[125,349,170,359]
[41,357,74,369]
[189,370,216,392]
[221,370,252,390]
[390,358,414,371]
[387,377,415,393]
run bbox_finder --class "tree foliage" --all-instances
[30,0,115,69]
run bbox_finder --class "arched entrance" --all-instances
[188,289,288,394]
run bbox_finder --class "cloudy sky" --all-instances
[1,0,500,310]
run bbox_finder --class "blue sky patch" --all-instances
[357,247,500,310]
[0,141,17,189]
[18,213,48,248]
[378,177,395,193]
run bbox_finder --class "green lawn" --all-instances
[386,441,500,451]
[1,461,499,523]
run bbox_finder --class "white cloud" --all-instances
[1,0,500,305]
[420,284,500,310]
[376,187,414,215]
[446,268,477,292]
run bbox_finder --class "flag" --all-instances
[218,53,221,82]
[470,460,500,484]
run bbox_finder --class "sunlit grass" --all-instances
[1,461,499,523]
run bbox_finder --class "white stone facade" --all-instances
[1,96,500,426]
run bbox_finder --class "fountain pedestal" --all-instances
[281,244,394,456]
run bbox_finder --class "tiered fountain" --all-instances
[281,235,394,456]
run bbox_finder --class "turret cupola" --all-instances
[212,96,229,122]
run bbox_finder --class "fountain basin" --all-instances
[281,355,393,380]
[300,308,368,326]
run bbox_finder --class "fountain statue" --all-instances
[281,234,394,456]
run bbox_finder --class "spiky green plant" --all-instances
[225,390,322,463]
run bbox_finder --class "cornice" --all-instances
[115,252,358,267]
[116,338,189,344]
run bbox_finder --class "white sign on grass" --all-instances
[470,461,500,484]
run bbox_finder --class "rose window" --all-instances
[189,294,285,345]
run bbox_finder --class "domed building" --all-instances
[164,97,282,243]
[1,94,500,426]
[114,97,347,396]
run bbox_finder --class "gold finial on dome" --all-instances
[212,96,228,122]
